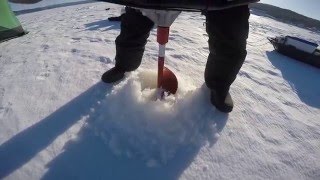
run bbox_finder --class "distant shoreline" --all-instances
[13,0,94,15]
[13,1,320,32]
[250,3,320,32]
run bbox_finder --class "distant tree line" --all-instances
[250,3,320,31]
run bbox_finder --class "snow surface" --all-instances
[10,0,92,11]
[1,2,320,180]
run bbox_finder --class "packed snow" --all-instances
[1,2,320,180]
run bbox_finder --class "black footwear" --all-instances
[108,16,122,22]
[210,90,234,113]
[101,67,125,83]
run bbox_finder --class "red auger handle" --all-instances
[157,26,169,45]
[157,26,170,89]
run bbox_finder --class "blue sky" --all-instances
[260,0,320,20]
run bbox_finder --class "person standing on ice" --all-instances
[10,0,252,113]
[101,4,252,113]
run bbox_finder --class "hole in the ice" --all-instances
[137,70,158,91]
[136,69,177,102]
[137,70,164,101]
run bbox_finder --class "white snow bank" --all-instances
[86,69,223,166]
[10,0,91,11]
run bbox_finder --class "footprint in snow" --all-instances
[41,44,50,52]
[98,56,112,64]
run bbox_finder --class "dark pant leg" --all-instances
[115,8,154,71]
[205,5,250,95]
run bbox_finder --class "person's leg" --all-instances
[102,8,154,83]
[205,5,250,112]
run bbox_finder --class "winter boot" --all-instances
[210,89,234,113]
[101,67,125,83]
[108,15,122,22]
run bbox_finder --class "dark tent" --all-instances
[0,0,26,42]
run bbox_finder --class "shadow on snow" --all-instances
[0,82,108,178]
[266,51,320,108]
[84,19,121,32]
[0,81,228,180]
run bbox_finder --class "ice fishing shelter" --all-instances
[268,36,320,68]
[0,0,26,42]
[99,0,259,11]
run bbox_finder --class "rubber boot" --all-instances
[101,67,125,83]
[108,15,122,22]
[210,89,233,113]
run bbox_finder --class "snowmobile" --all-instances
[268,36,320,68]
